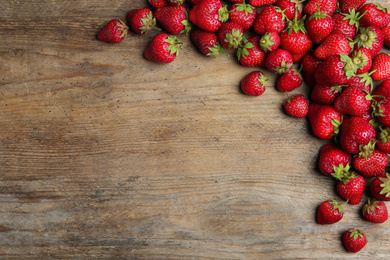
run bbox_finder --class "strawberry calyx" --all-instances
[259,32,276,52]
[363,198,381,214]
[181,12,193,35]
[331,163,356,184]
[378,172,390,199]
[284,10,306,35]
[357,72,375,92]
[273,60,293,74]
[165,36,183,56]
[343,9,366,30]
[224,28,243,49]
[354,27,378,49]
[257,73,269,86]
[357,140,376,160]
[331,117,342,136]
[379,126,390,145]
[351,50,369,70]
[218,5,230,23]
[340,54,359,79]
[141,12,160,33]
[372,2,390,14]
[236,38,254,60]
[207,43,228,57]
[347,228,365,241]
[309,4,330,21]
[330,198,345,214]
[234,1,255,16]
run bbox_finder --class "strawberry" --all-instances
[350,48,372,75]
[314,33,352,60]
[265,48,293,74]
[339,116,376,154]
[332,10,363,40]
[382,25,390,48]
[301,52,322,86]
[276,68,302,92]
[249,0,277,7]
[305,7,334,45]
[359,3,390,29]
[188,0,229,33]
[363,198,388,223]
[316,199,344,224]
[342,229,367,253]
[167,0,185,6]
[275,0,304,21]
[331,164,366,205]
[370,52,390,81]
[377,127,390,154]
[128,8,158,35]
[237,36,267,67]
[253,5,286,35]
[240,71,268,96]
[144,33,183,63]
[372,97,390,127]
[354,26,384,58]
[218,22,244,49]
[303,0,337,17]
[97,19,128,43]
[333,86,372,117]
[372,78,390,102]
[284,94,308,118]
[225,0,244,3]
[352,141,388,178]
[154,6,191,35]
[190,29,225,57]
[311,84,344,105]
[188,0,202,4]
[149,0,168,8]
[370,173,390,201]
[318,144,352,177]
[228,2,258,31]
[259,32,280,53]
[307,103,342,140]
[280,14,313,63]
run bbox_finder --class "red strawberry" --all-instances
[149,0,168,8]
[301,52,322,86]
[240,71,268,96]
[314,34,351,60]
[382,25,390,48]
[373,78,390,102]
[237,36,267,67]
[144,33,183,63]
[334,86,372,117]
[303,0,337,17]
[154,6,191,35]
[332,10,363,40]
[316,199,344,224]
[372,97,390,127]
[225,0,244,3]
[331,164,366,205]
[307,102,342,140]
[228,2,258,31]
[339,0,367,13]
[188,0,202,4]
[259,32,280,53]
[190,29,225,57]
[315,54,358,86]
[363,198,388,223]
[128,8,158,35]
[370,173,390,201]
[359,3,390,29]
[253,5,286,35]
[276,69,302,92]
[352,141,388,178]
[167,0,185,6]
[346,73,373,93]
[370,52,390,81]
[249,0,277,7]
[218,22,244,49]
[377,127,390,154]
[339,116,376,154]
[350,48,372,75]
[318,144,352,177]
[188,0,229,33]
[354,26,384,58]
[311,84,343,105]
[97,19,128,43]
[342,229,367,253]
[284,94,308,118]
[275,0,304,21]
[265,48,293,74]
[305,8,334,45]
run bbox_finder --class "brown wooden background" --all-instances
[1,0,390,259]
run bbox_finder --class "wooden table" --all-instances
[1,0,390,258]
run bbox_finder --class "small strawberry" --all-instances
[370,172,390,201]
[237,36,267,67]
[149,0,168,8]
[370,52,390,81]
[275,0,304,21]
[276,68,302,92]
[382,25,390,48]
[332,10,364,40]
[188,0,229,33]
[352,141,389,178]
[377,126,390,154]
[307,102,342,140]
[97,19,128,43]
[350,48,372,75]
[314,33,352,60]
[334,86,373,117]
[303,0,337,17]
[316,199,344,224]
[331,164,366,205]
[265,48,293,74]
[301,52,322,86]
[253,5,286,35]
[167,0,185,6]
[190,29,225,57]
[305,7,334,45]
[228,2,258,31]
[338,0,367,14]
[240,71,268,96]
[372,97,390,127]
[259,32,280,53]
[342,229,367,253]
[249,0,277,7]
[128,8,159,35]
[318,144,352,177]
[284,94,308,118]
[339,116,376,154]
[311,84,344,105]
[363,198,389,223]
[154,5,191,35]
[354,26,385,58]
[144,33,183,63]
[359,3,390,29]
[218,22,244,49]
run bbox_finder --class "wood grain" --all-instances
[1,0,390,259]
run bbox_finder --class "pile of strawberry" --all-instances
[97,0,390,254]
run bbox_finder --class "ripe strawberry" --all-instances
[167,0,185,6]
[314,34,351,60]
[370,173,390,201]
[237,36,267,67]
[190,29,225,57]
[144,33,183,63]
[382,26,390,48]
[311,84,343,105]
[305,8,334,45]
[339,116,376,154]
[149,0,168,8]
[276,68,302,92]
[338,0,367,14]
[331,164,366,205]
[188,0,229,33]
[225,0,244,3]
[301,52,322,86]
[334,86,372,117]
[275,0,304,21]
[265,48,293,74]
[218,22,244,49]
[307,102,342,140]
[316,199,344,224]
[363,199,388,223]
[253,5,286,35]
[259,32,280,53]
[359,3,390,29]
[377,127,390,154]
[373,78,390,102]
[228,2,258,31]
[346,73,373,93]
[350,48,372,75]
[342,229,367,253]
[284,94,308,118]
[318,144,352,177]
[249,0,277,7]
[97,19,128,43]
[240,71,268,96]
[128,8,158,35]
[352,141,388,178]
[332,10,363,40]
[303,0,337,17]
[372,97,390,127]
[354,26,384,58]
[370,52,390,81]
[154,6,191,35]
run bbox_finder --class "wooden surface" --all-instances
[1,0,390,259]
